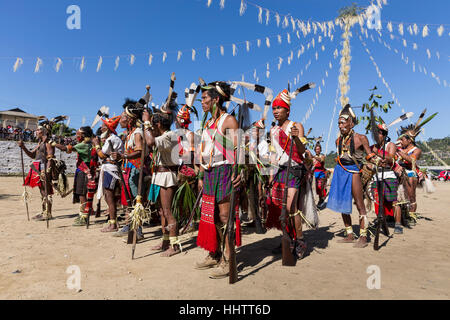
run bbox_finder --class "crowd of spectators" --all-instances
[0,126,36,142]
[0,126,77,144]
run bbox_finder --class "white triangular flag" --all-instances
[177,51,182,61]
[283,16,288,28]
[80,57,85,72]
[265,9,270,25]
[206,47,210,59]
[232,44,237,56]
[398,23,404,35]
[275,13,280,27]
[408,25,413,35]
[278,57,283,70]
[220,0,225,10]
[130,54,135,66]
[422,25,429,37]
[277,34,282,44]
[148,54,153,65]
[54,58,63,72]
[257,39,261,47]
[114,56,120,71]
[287,33,291,43]
[162,52,167,63]
[413,23,418,35]
[13,57,23,72]
[291,17,296,31]
[239,0,246,16]
[207,0,212,8]
[220,45,224,55]
[246,41,250,52]
[437,25,444,36]
[258,6,262,23]
[426,49,431,59]
[403,39,407,47]
[96,56,102,72]
[266,37,270,48]
[413,43,418,50]
[266,63,270,78]
[192,49,196,61]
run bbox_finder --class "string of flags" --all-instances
[384,20,448,38]
[10,28,324,73]
[236,31,335,84]
[325,86,340,155]
[206,0,337,38]
[301,47,338,124]
[359,35,402,109]
[367,31,449,88]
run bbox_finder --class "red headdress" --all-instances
[101,116,121,135]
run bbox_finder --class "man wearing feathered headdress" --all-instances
[18,120,56,221]
[326,104,374,248]
[265,88,309,258]
[54,125,99,226]
[395,109,437,225]
[110,98,145,240]
[91,115,124,233]
[142,83,183,257]
[367,120,403,234]
[195,81,242,279]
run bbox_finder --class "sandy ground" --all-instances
[0,176,449,300]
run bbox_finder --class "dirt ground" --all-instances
[0,176,449,300]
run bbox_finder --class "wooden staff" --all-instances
[128,122,147,259]
[19,136,30,221]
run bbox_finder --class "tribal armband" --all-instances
[366,153,376,161]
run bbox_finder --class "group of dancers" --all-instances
[17,75,436,279]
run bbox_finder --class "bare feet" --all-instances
[101,223,118,233]
[337,234,356,243]
[151,239,170,251]
[160,245,181,257]
[353,236,368,248]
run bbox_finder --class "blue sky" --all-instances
[0,0,449,152]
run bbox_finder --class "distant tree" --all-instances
[359,86,394,134]
[51,123,76,137]
[338,3,365,19]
